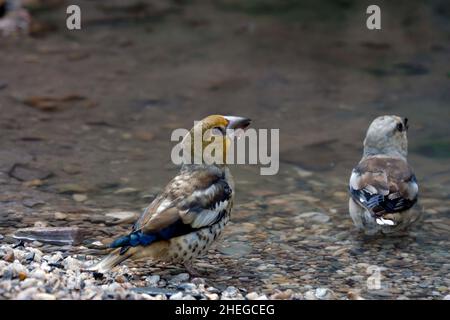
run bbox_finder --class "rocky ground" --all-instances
[0,169,449,300]
[0,244,297,300]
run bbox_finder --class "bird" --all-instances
[0,0,30,36]
[91,115,251,275]
[348,115,420,235]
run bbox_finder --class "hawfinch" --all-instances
[92,115,251,275]
[349,115,420,235]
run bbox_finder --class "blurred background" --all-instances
[0,0,449,299]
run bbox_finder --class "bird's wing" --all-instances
[349,157,418,217]
[110,167,232,249]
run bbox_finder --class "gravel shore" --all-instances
[0,244,299,300]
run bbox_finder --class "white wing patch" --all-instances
[376,217,395,226]
[155,199,172,214]
[190,200,228,229]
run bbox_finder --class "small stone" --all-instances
[4,250,14,262]
[246,292,259,300]
[34,293,56,300]
[206,287,220,294]
[34,221,48,228]
[222,286,239,298]
[121,132,132,139]
[271,289,293,300]
[298,212,330,224]
[170,273,190,284]
[206,293,219,300]
[30,269,46,280]
[218,243,252,257]
[145,275,160,286]
[131,287,178,297]
[294,166,313,178]
[16,288,38,300]
[178,283,196,291]
[191,278,206,285]
[114,188,139,195]
[22,199,46,208]
[24,252,35,263]
[18,271,27,281]
[20,278,39,289]
[54,212,68,220]
[169,292,184,300]
[23,179,44,187]
[105,211,137,224]
[304,290,317,300]
[63,256,82,271]
[2,268,14,280]
[115,275,127,283]
[134,131,155,141]
[9,164,52,182]
[13,227,82,245]
[55,183,88,194]
[62,165,81,175]
[73,194,88,202]
[347,290,365,300]
[48,252,64,264]
[443,295,450,300]
[315,288,336,300]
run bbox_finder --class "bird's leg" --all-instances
[183,261,209,277]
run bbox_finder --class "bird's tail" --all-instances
[89,247,135,273]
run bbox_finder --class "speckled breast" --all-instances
[165,211,231,263]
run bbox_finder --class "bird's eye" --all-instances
[212,127,225,136]
[396,122,404,132]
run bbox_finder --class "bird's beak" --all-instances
[224,116,251,131]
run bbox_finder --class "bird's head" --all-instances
[363,115,409,158]
[182,115,251,165]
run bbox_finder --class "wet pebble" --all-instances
[169,273,190,284]
[246,292,260,300]
[114,188,139,195]
[315,288,336,300]
[145,275,160,286]
[270,289,293,300]
[55,184,89,194]
[169,292,183,300]
[73,194,88,202]
[298,212,330,224]
[105,211,137,225]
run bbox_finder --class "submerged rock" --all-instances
[13,227,83,245]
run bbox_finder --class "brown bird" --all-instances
[91,115,251,275]
[349,115,420,235]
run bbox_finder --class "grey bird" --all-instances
[349,115,420,235]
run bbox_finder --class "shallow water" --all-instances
[0,0,449,299]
